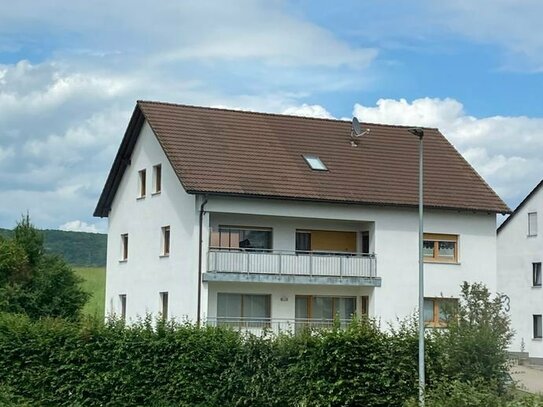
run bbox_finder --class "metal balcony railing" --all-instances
[207,247,377,278]
[205,317,354,335]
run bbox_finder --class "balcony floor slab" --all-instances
[202,272,382,287]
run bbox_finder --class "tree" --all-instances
[435,282,513,388]
[0,216,88,320]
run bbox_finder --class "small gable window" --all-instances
[303,155,327,171]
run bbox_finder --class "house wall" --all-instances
[105,120,200,322]
[204,197,497,325]
[498,186,543,360]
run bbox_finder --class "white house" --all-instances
[94,101,509,332]
[497,180,543,363]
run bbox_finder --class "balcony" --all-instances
[205,317,355,335]
[204,248,380,286]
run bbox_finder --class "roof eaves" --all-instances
[497,179,543,233]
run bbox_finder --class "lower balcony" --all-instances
[204,248,381,286]
[205,317,355,335]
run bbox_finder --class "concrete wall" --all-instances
[498,185,543,359]
[105,121,200,322]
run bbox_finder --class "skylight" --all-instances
[303,155,328,171]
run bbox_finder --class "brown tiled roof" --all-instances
[94,101,510,217]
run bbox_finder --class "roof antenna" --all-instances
[351,117,370,147]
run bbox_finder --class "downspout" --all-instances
[196,195,208,327]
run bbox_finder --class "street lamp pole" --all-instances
[409,127,425,406]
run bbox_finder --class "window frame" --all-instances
[534,314,542,339]
[423,297,458,328]
[302,154,328,171]
[153,164,162,194]
[217,293,271,327]
[161,226,171,257]
[295,295,358,321]
[160,292,169,321]
[119,294,127,322]
[533,262,542,287]
[423,233,459,263]
[528,212,538,237]
[138,169,146,198]
[210,226,273,251]
[120,233,129,261]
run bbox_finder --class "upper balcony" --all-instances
[204,248,380,286]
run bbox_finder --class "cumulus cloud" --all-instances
[353,97,543,205]
[282,104,334,119]
[59,220,101,233]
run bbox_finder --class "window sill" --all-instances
[527,234,538,238]
[159,254,170,258]
[119,259,128,263]
[532,285,542,289]
[533,338,543,341]
[152,191,161,196]
[137,196,146,200]
[424,260,461,265]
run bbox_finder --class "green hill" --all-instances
[0,228,106,267]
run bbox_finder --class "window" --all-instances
[295,231,311,252]
[528,212,538,236]
[161,226,171,256]
[534,315,542,339]
[120,234,129,261]
[424,298,458,327]
[534,263,542,287]
[153,164,162,194]
[217,293,271,327]
[210,227,272,250]
[119,294,127,321]
[302,155,328,171]
[423,234,458,263]
[295,296,357,321]
[160,292,169,320]
[361,295,369,316]
[138,169,146,198]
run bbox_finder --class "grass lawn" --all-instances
[74,267,106,318]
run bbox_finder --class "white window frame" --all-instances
[120,233,129,261]
[161,226,171,256]
[159,292,169,321]
[528,212,538,237]
[119,294,127,321]
[534,314,542,339]
[138,169,146,198]
[153,164,162,194]
[534,263,542,287]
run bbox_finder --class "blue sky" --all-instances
[0,0,542,232]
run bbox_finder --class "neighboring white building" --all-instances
[94,101,509,332]
[498,180,543,363]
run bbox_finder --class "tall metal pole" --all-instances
[418,134,425,406]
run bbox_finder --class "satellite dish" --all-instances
[350,117,370,147]
[352,117,363,136]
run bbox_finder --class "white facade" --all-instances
[105,119,499,330]
[497,183,543,362]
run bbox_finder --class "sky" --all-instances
[0,0,542,233]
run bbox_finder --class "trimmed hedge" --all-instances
[0,314,446,407]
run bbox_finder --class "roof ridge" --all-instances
[136,100,439,130]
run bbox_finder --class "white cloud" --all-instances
[282,104,334,119]
[59,220,101,233]
[353,97,543,205]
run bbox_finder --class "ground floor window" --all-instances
[424,297,457,327]
[217,293,271,327]
[534,315,542,339]
[295,295,357,322]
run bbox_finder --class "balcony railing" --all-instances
[205,317,354,335]
[207,247,377,279]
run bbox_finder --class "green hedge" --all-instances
[0,314,449,407]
